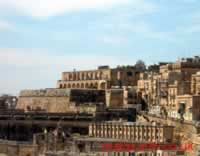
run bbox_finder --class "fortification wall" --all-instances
[16,89,74,113]
[16,88,105,113]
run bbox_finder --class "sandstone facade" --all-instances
[57,66,140,90]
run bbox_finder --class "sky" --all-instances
[0,0,200,95]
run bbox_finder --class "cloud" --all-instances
[0,48,121,69]
[0,0,156,19]
[0,48,136,95]
[0,21,13,31]
[101,21,171,40]
[0,0,130,18]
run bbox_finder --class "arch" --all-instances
[68,84,71,88]
[72,83,75,88]
[99,72,103,79]
[90,83,94,88]
[100,82,106,89]
[81,83,84,88]
[94,82,98,89]
[59,84,63,88]
[63,84,67,88]
[94,72,98,80]
[85,83,89,88]
[76,72,80,80]
[77,83,80,88]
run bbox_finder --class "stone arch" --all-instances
[77,83,80,88]
[94,72,98,80]
[81,83,84,88]
[99,72,103,79]
[77,72,80,80]
[100,82,106,89]
[63,84,66,88]
[72,83,75,88]
[68,84,71,88]
[94,82,98,89]
[85,83,89,88]
[59,84,63,88]
[90,83,94,88]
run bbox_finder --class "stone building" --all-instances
[89,121,174,143]
[57,66,140,90]
[16,88,105,113]
[138,56,200,121]
[16,87,139,113]
[176,95,200,121]
[159,56,200,81]
[106,87,138,108]
[191,71,200,95]
[0,140,38,156]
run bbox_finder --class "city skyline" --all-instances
[0,0,200,95]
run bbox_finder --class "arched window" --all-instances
[100,82,106,89]
[94,83,98,89]
[63,84,67,88]
[85,83,89,88]
[90,83,94,88]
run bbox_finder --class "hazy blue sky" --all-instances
[0,0,200,95]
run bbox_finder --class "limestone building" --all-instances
[191,71,200,95]
[106,87,138,108]
[176,95,200,121]
[137,56,200,121]
[57,66,140,90]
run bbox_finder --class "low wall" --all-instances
[0,140,38,156]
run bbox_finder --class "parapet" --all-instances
[19,88,71,97]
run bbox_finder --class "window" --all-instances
[127,71,133,76]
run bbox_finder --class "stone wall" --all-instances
[0,140,38,156]
[106,89,124,108]
[17,88,105,113]
[17,89,73,113]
